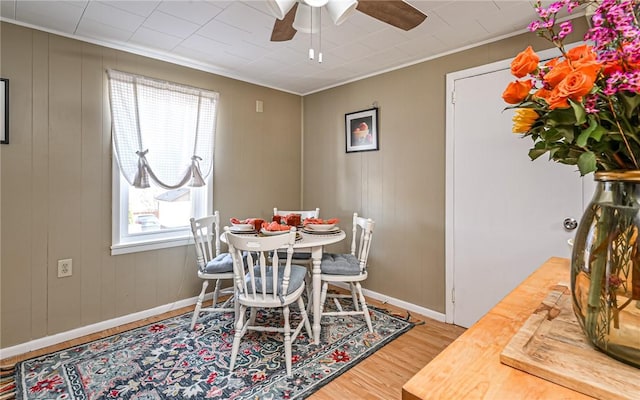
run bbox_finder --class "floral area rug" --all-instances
[10,303,413,399]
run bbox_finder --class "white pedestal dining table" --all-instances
[222,228,346,344]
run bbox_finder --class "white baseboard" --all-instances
[1,286,445,360]
[0,294,209,360]
[331,282,446,322]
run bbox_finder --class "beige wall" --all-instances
[0,22,302,348]
[1,17,589,349]
[301,22,588,313]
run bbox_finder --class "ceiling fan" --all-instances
[267,0,428,42]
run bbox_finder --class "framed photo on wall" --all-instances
[1,78,8,144]
[345,107,378,153]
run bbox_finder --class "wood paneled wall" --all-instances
[0,18,589,348]
[0,22,302,347]
[301,22,588,314]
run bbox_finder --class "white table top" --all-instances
[294,230,346,248]
[222,229,346,249]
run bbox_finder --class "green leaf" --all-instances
[577,151,597,175]
[576,117,606,147]
[569,99,587,125]
[590,124,606,142]
[547,108,577,126]
[529,147,547,160]
[555,125,575,142]
[576,130,590,147]
[618,93,640,120]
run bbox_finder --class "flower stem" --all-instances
[585,206,612,336]
[608,98,639,169]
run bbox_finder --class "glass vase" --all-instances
[571,171,640,368]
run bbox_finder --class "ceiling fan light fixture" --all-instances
[303,0,329,7]
[266,0,297,20]
[292,3,321,33]
[326,0,358,25]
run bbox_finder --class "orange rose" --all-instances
[534,87,552,101]
[576,60,602,78]
[502,80,533,104]
[625,61,640,72]
[566,44,597,63]
[602,61,623,76]
[545,87,570,109]
[544,60,572,88]
[545,57,560,68]
[557,69,597,102]
[510,46,540,78]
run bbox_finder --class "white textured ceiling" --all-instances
[0,0,585,95]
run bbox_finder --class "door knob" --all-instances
[563,217,578,231]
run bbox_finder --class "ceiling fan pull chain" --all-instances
[309,4,315,60]
[318,6,323,63]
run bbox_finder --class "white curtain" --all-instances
[107,69,219,189]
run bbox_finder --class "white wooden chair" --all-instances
[273,207,320,264]
[319,213,375,332]
[225,227,312,377]
[188,211,235,330]
[273,207,320,222]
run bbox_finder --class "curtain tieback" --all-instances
[133,149,151,188]
[189,155,206,187]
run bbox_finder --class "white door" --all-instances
[445,58,589,328]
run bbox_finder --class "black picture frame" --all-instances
[345,107,378,153]
[1,78,8,145]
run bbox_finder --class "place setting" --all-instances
[259,221,303,241]
[228,217,263,234]
[302,217,341,235]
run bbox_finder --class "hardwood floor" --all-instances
[0,294,466,399]
[309,298,466,399]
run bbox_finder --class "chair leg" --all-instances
[229,305,247,373]
[297,296,313,339]
[283,305,292,377]
[305,294,313,316]
[248,307,257,326]
[304,269,312,303]
[234,289,240,324]
[350,283,360,311]
[212,279,222,307]
[305,271,313,314]
[320,282,329,314]
[356,282,373,332]
[190,280,209,330]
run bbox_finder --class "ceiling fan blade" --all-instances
[271,3,298,41]
[356,0,427,31]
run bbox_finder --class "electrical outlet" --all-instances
[57,259,72,278]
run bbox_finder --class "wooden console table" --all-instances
[402,257,594,400]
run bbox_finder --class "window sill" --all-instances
[111,235,192,255]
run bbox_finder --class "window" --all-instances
[108,70,218,255]
[111,165,211,255]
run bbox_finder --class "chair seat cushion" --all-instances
[276,250,312,260]
[203,253,234,274]
[321,253,361,275]
[247,265,307,295]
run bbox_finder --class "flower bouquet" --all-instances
[503,0,640,368]
[502,0,640,176]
